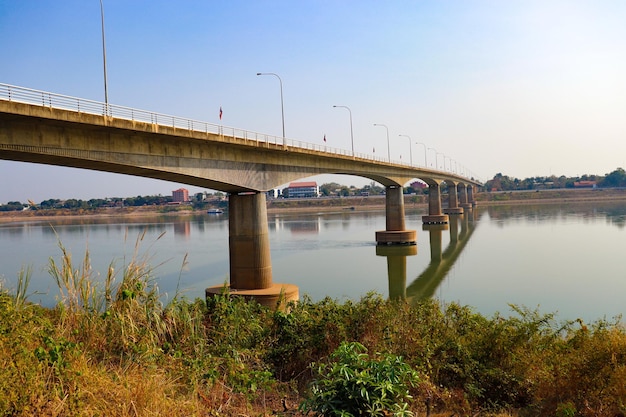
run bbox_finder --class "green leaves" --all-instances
[301,342,419,417]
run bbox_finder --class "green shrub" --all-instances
[300,341,420,417]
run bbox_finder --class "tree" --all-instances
[599,168,626,188]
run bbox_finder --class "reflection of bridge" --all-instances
[377,210,479,301]
[0,84,482,306]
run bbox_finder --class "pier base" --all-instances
[375,230,417,245]
[443,207,464,215]
[206,283,299,310]
[422,214,449,224]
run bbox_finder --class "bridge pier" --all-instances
[468,185,477,207]
[460,184,473,211]
[206,192,298,308]
[375,185,416,245]
[443,180,464,215]
[422,182,449,224]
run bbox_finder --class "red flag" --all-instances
[219,106,223,120]
[323,134,326,143]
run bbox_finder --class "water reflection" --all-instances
[486,201,626,228]
[381,210,479,302]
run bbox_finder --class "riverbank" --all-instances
[2,188,626,223]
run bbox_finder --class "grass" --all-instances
[1,234,626,416]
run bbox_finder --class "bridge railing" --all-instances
[0,83,479,183]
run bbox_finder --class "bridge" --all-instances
[0,83,482,307]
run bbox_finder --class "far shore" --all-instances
[2,188,626,224]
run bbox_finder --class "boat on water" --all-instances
[206,208,224,214]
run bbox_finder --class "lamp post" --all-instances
[428,147,437,168]
[99,0,109,111]
[416,142,427,167]
[256,72,285,146]
[437,152,446,171]
[373,123,390,161]
[333,105,354,156]
[398,134,413,166]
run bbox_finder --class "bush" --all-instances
[300,341,420,417]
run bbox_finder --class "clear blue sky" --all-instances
[2,0,626,203]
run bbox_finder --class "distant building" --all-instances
[287,181,319,198]
[266,189,282,199]
[410,180,427,189]
[172,188,190,203]
[573,181,597,188]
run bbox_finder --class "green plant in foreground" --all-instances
[301,341,419,417]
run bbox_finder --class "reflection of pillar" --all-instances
[443,181,464,215]
[375,185,416,244]
[206,192,298,309]
[449,214,459,244]
[376,245,418,301]
[423,223,447,262]
[422,182,449,224]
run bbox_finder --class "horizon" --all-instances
[1,168,620,206]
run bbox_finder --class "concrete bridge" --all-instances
[0,83,482,307]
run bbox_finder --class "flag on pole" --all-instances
[219,106,223,120]
[323,134,326,143]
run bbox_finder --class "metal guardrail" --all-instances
[0,83,479,183]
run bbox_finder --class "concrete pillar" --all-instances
[385,185,405,231]
[460,184,472,211]
[468,185,476,206]
[206,192,298,309]
[228,192,272,289]
[443,181,463,215]
[422,182,449,224]
[375,185,416,244]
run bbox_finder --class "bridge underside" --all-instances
[1,99,481,308]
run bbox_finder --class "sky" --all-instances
[1,0,626,204]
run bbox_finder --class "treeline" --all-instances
[485,167,626,191]
[0,192,223,212]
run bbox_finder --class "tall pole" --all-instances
[373,123,390,161]
[437,152,446,171]
[99,0,109,111]
[257,72,285,146]
[428,147,437,169]
[416,142,427,167]
[398,134,413,166]
[333,105,354,156]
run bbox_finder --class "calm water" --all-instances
[1,201,625,322]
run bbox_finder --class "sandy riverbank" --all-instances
[2,188,626,223]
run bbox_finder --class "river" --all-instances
[1,201,625,323]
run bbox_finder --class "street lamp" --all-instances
[428,147,437,168]
[99,0,109,111]
[398,134,413,166]
[333,105,354,156]
[256,72,285,145]
[373,123,390,161]
[437,152,446,171]
[416,142,427,167]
